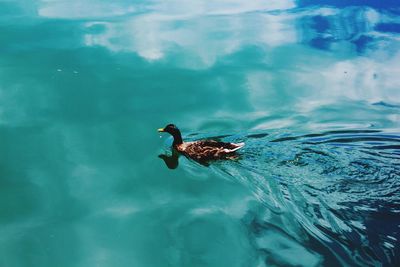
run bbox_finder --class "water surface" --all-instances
[0,1,399,266]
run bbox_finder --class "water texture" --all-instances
[0,1,399,266]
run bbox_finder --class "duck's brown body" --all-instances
[158,124,244,163]
[176,140,244,161]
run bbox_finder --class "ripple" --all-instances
[209,128,400,266]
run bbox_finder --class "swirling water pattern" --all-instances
[211,129,400,266]
[0,0,399,266]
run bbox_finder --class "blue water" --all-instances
[0,1,399,266]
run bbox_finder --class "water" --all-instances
[0,1,399,266]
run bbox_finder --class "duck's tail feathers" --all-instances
[223,142,245,153]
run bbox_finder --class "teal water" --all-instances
[1,1,400,266]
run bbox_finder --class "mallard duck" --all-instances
[158,124,244,162]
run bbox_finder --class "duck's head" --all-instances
[158,124,183,145]
[158,124,179,134]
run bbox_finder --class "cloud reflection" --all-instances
[38,0,294,66]
[38,0,138,19]
[38,0,400,76]
[83,11,297,66]
[294,49,400,104]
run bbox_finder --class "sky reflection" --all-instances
[0,0,398,129]
[38,1,398,63]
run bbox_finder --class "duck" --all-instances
[158,124,244,163]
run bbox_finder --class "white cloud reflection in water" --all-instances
[38,0,139,19]
[39,0,296,63]
[83,11,297,64]
[72,1,400,116]
[36,0,400,106]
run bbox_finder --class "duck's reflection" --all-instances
[158,149,242,169]
[158,149,215,169]
[158,149,180,169]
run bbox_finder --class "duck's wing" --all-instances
[184,140,244,159]
[197,140,244,151]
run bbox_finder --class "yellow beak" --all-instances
[157,128,164,132]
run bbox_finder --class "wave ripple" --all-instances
[214,129,400,266]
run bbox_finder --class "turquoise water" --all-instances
[1,1,400,266]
